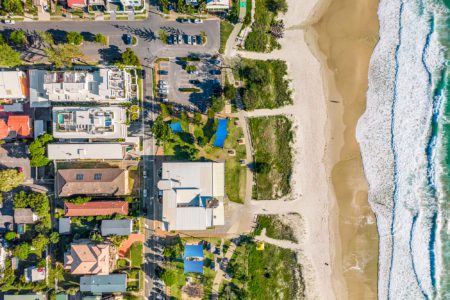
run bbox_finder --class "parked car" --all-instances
[189,79,200,85]
[185,35,192,45]
[159,80,168,85]
[143,171,147,178]
[124,34,132,45]
[187,70,199,75]
[159,70,168,75]
[177,34,183,44]
[143,189,147,197]
[3,20,15,24]
[160,98,169,103]
[179,18,189,23]
[196,35,202,45]
[192,36,197,45]
[210,69,221,75]
[193,19,203,24]
[211,59,221,65]
[168,34,174,45]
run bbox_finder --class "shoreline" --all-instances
[306,0,380,297]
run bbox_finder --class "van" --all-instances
[143,189,147,197]
[143,171,147,178]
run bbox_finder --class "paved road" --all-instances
[0,14,220,63]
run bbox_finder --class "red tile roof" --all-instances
[118,234,145,257]
[67,0,86,7]
[0,119,8,139]
[7,115,31,137]
[64,201,129,217]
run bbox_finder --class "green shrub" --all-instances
[94,33,107,45]
[66,32,83,45]
[10,30,26,46]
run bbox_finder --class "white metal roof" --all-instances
[48,143,124,160]
[59,217,71,234]
[0,71,27,99]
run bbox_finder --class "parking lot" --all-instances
[155,56,223,111]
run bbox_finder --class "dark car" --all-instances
[159,70,169,75]
[196,35,202,45]
[124,34,132,45]
[141,70,146,79]
[210,69,221,75]
[189,79,200,85]
[168,34,174,45]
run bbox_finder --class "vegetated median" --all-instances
[244,0,287,52]
[249,115,293,200]
[220,20,234,54]
[236,58,292,110]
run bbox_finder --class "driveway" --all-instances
[0,143,31,182]
[0,14,220,64]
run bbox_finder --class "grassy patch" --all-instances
[244,0,287,52]
[117,258,129,269]
[220,20,234,54]
[254,215,297,242]
[129,242,143,268]
[221,237,304,299]
[249,116,293,199]
[237,59,292,110]
[243,0,252,26]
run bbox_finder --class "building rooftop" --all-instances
[29,68,133,107]
[64,243,110,275]
[56,168,127,197]
[0,71,28,100]
[158,162,225,231]
[14,208,38,224]
[80,274,127,293]
[0,115,32,139]
[64,201,129,217]
[48,143,125,160]
[101,219,132,236]
[52,106,127,140]
[59,217,71,235]
[24,266,46,283]
[4,295,45,300]
[0,214,13,232]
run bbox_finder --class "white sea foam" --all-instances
[356,0,446,297]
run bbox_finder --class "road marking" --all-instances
[145,278,149,283]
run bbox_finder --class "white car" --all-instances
[143,189,147,197]
[194,19,203,24]
[3,20,15,24]
[143,171,147,178]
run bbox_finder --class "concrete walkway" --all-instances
[211,242,237,297]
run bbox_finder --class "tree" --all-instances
[32,234,49,255]
[66,32,84,45]
[67,196,91,204]
[266,0,288,13]
[0,43,22,67]
[223,83,236,100]
[152,117,171,144]
[91,232,104,242]
[120,48,140,66]
[210,96,225,113]
[160,103,170,118]
[94,33,107,45]
[109,235,127,247]
[10,30,26,46]
[29,133,53,167]
[50,232,60,244]
[2,0,23,14]
[176,0,185,13]
[159,29,168,44]
[14,243,30,260]
[14,191,50,217]
[207,109,215,119]
[0,169,24,192]
[44,44,84,69]
[4,231,16,241]
[193,112,203,124]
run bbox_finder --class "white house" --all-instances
[158,161,225,231]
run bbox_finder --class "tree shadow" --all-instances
[112,24,156,42]
[80,31,96,42]
[98,45,121,64]
[46,29,69,44]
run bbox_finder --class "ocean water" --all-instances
[356,0,449,298]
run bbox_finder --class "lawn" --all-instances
[237,59,292,110]
[221,237,304,299]
[254,215,297,242]
[244,0,287,52]
[249,116,293,199]
[163,115,246,203]
[220,20,234,54]
[129,242,143,268]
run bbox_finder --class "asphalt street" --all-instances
[0,14,220,63]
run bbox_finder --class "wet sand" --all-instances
[307,0,380,298]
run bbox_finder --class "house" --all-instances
[0,115,32,139]
[48,143,125,160]
[59,217,71,235]
[64,201,129,217]
[157,161,225,231]
[0,241,7,271]
[0,71,28,102]
[101,219,132,236]
[107,0,142,10]
[4,295,45,300]
[56,168,128,197]
[29,68,133,107]
[0,214,13,232]
[64,243,110,275]
[24,266,46,283]
[52,106,127,140]
[206,0,229,10]
[80,274,127,293]
[186,0,198,6]
[67,0,87,8]
[14,208,38,224]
